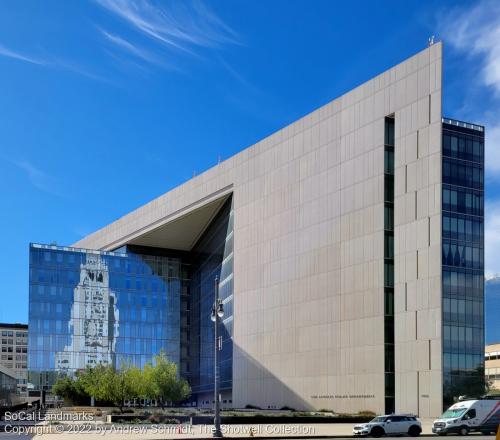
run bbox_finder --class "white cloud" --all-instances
[99,28,175,70]
[439,1,500,275]
[13,160,64,197]
[0,41,110,83]
[440,1,500,176]
[95,0,239,54]
[0,43,45,65]
[442,0,500,95]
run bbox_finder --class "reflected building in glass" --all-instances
[27,44,487,416]
[29,197,234,407]
[29,244,187,392]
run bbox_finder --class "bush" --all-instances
[245,404,261,410]
[111,408,134,414]
[358,410,376,418]
[148,413,180,424]
[280,406,296,411]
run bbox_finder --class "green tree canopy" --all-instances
[144,352,190,406]
[51,353,190,411]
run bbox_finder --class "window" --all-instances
[464,409,476,420]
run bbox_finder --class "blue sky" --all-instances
[0,0,499,324]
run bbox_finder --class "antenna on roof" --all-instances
[218,155,221,164]
[428,35,435,46]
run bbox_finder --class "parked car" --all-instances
[353,414,422,437]
[432,396,500,436]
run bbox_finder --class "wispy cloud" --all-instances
[95,0,239,55]
[439,0,500,275]
[13,160,64,197]
[99,27,174,69]
[441,0,500,95]
[0,41,110,83]
[440,0,500,174]
[0,43,46,66]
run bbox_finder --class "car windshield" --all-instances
[441,408,468,419]
[370,417,387,423]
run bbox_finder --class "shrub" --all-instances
[358,410,377,418]
[111,408,134,414]
[245,404,261,410]
[280,406,296,411]
[148,413,180,424]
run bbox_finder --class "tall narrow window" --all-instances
[384,116,395,414]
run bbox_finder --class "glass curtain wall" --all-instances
[188,197,234,403]
[441,120,485,408]
[0,370,17,406]
[28,244,188,391]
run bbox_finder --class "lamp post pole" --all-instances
[213,276,223,438]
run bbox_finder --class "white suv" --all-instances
[353,414,422,437]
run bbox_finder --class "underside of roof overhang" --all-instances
[118,192,231,252]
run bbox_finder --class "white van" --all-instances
[432,397,500,435]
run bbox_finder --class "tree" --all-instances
[169,376,191,404]
[52,375,88,405]
[104,364,146,412]
[144,352,190,407]
[78,365,109,403]
[52,355,190,411]
[79,363,146,412]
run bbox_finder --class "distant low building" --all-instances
[485,277,500,344]
[0,323,28,396]
[0,364,18,407]
[485,343,500,392]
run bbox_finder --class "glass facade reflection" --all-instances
[29,244,188,391]
[28,198,234,404]
[442,119,485,408]
[189,197,234,400]
[0,368,17,406]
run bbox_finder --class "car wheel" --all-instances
[408,425,421,437]
[458,426,469,436]
[370,426,385,438]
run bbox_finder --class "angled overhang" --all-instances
[73,185,233,252]
[126,193,230,251]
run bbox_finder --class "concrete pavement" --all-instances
[0,418,496,440]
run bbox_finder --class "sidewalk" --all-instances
[0,419,438,440]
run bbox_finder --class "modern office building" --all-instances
[0,323,28,396]
[28,42,485,417]
[485,344,500,392]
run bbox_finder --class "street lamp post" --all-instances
[211,276,224,438]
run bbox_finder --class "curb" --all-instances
[141,436,438,440]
